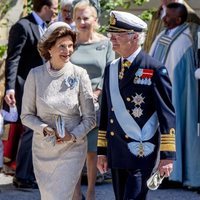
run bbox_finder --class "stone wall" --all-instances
[0,0,23,45]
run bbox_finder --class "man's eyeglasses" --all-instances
[107,32,135,38]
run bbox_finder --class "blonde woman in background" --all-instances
[70,1,115,199]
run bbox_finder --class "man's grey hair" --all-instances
[130,32,146,46]
[60,0,74,7]
[138,32,146,46]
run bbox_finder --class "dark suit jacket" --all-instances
[97,50,176,171]
[5,13,44,115]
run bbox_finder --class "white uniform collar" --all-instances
[122,46,141,63]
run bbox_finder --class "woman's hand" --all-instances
[56,129,76,144]
[43,126,55,136]
[93,89,101,102]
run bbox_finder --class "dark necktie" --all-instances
[40,22,46,31]
[119,59,131,80]
[39,22,47,36]
[41,22,46,29]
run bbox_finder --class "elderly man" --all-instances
[97,10,176,200]
[150,3,200,189]
[58,0,76,30]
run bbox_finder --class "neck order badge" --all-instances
[119,59,132,79]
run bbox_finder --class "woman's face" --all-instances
[48,35,74,68]
[74,7,97,34]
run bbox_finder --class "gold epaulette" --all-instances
[97,130,107,147]
[160,128,176,152]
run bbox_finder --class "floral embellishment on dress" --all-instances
[64,76,78,89]
[96,44,107,50]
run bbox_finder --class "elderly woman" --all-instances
[70,1,115,199]
[20,22,96,200]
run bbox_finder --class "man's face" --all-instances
[44,0,58,22]
[163,8,180,29]
[107,32,136,55]
[61,4,73,24]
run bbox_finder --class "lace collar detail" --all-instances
[46,61,73,77]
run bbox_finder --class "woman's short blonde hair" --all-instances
[38,27,77,60]
[73,0,100,30]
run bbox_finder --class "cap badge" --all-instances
[110,13,116,25]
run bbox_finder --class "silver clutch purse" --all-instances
[147,170,165,190]
[55,115,65,138]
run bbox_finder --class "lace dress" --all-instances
[21,61,95,200]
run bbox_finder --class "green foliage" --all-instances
[133,0,149,6]
[139,8,156,21]
[24,0,33,14]
[99,0,153,33]
[0,45,7,59]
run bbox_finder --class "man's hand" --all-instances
[4,91,16,107]
[97,155,108,174]
[158,159,173,177]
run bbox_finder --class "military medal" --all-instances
[138,143,144,157]
[119,59,132,79]
[132,93,145,106]
[128,93,145,118]
[132,107,143,118]
[134,68,154,85]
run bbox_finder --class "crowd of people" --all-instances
[0,0,199,200]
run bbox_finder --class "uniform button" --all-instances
[111,107,114,111]
[110,119,114,124]
[170,128,175,135]
[126,97,131,102]
[110,131,115,136]
[125,134,129,139]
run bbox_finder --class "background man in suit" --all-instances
[4,0,58,188]
[97,10,176,200]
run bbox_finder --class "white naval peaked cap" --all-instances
[108,10,147,32]
[40,22,72,42]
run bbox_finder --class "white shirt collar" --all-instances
[166,26,179,37]
[32,11,45,27]
[122,46,141,63]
